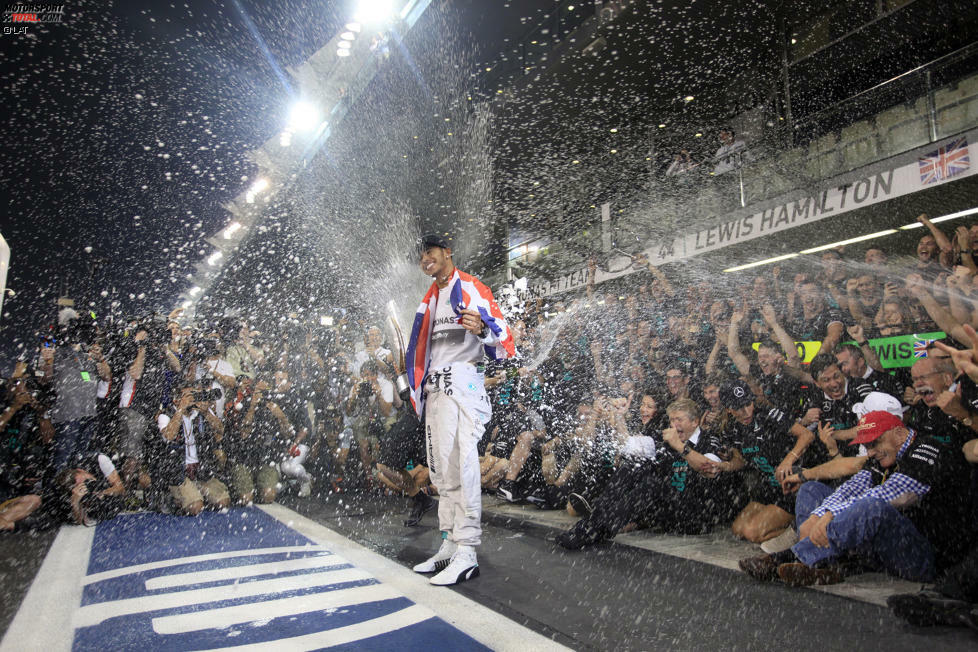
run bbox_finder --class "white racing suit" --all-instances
[424,363,491,547]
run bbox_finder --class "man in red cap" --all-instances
[740,410,973,586]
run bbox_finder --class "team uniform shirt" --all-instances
[812,431,973,569]
[787,306,845,344]
[725,407,798,510]
[750,363,806,417]
[405,268,514,416]
[484,354,527,454]
[853,367,903,401]
[429,284,484,370]
[904,402,970,451]
[646,428,728,533]
[805,379,873,461]
[535,353,594,437]
[621,417,662,462]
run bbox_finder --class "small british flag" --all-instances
[913,338,934,358]
[919,137,970,185]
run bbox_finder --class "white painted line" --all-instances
[84,544,328,585]
[0,525,94,652]
[200,603,434,651]
[74,567,373,629]
[260,504,571,652]
[152,582,404,634]
[145,553,343,590]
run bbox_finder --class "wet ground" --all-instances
[1,492,975,651]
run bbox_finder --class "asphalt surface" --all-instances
[1,492,976,651]
[280,493,978,651]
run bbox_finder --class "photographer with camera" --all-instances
[115,317,181,491]
[184,335,236,419]
[224,370,308,504]
[0,363,53,531]
[39,311,112,471]
[152,380,230,515]
[353,325,396,380]
[51,452,126,526]
[345,359,395,478]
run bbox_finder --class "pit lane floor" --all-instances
[1,492,976,651]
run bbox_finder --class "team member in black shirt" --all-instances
[556,398,733,549]
[706,380,814,545]
[833,337,903,400]
[741,410,973,586]
[804,354,875,464]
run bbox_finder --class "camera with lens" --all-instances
[192,387,223,403]
[193,337,221,360]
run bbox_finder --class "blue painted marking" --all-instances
[87,509,309,574]
[73,508,490,651]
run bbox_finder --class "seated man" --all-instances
[556,398,735,549]
[708,380,814,549]
[802,354,875,464]
[374,408,435,527]
[740,410,974,586]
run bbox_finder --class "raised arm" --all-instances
[907,273,971,346]
[726,309,751,376]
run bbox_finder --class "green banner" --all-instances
[751,331,946,369]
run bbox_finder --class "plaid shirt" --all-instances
[812,429,930,517]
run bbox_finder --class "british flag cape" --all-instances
[405,269,515,416]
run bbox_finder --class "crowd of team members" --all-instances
[2,211,978,623]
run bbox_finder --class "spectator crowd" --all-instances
[3,212,978,626]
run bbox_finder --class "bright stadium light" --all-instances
[223,221,241,239]
[341,31,356,40]
[337,49,351,57]
[338,40,352,49]
[207,251,223,266]
[345,21,362,32]
[355,0,394,24]
[288,101,320,132]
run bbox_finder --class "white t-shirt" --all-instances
[429,285,483,369]
[157,410,200,465]
[370,375,395,407]
[353,346,393,376]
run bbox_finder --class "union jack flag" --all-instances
[913,338,934,358]
[406,269,514,415]
[919,137,970,185]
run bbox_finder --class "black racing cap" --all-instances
[720,379,755,410]
[418,233,451,251]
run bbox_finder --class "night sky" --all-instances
[0,0,554,369]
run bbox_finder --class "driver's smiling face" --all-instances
[419,246,452,278]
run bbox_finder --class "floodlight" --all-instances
[288,101,320,132]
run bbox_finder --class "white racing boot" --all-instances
[430,544,479,586]
[413,537,457,573]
